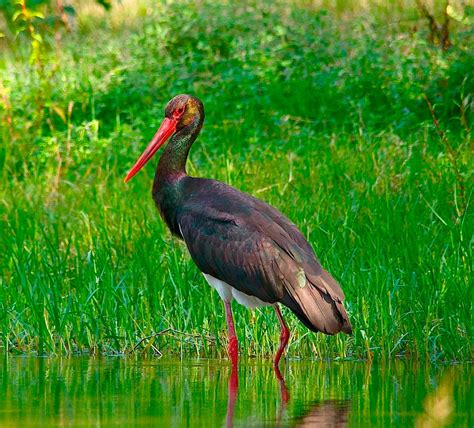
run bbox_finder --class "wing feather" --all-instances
[175,177,352,334]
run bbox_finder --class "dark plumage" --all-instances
[171,178,351,335]
[126,94,352,367]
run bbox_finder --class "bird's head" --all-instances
[124,94,204,182]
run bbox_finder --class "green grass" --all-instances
[0,0,472,361]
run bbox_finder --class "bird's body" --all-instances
[125,94,352,368]
[153,174,351,335]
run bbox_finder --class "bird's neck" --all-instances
[152,114,203,234]
[150,103,204,235]
[154,115,203,184]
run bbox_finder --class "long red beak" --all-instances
[124,117,177,183]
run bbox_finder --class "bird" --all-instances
[124,94,352,369]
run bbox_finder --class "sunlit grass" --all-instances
[0,0,472,361]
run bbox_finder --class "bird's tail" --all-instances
[282,269,352,335]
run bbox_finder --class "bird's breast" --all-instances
[152,182,183,237]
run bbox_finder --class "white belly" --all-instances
[202,273,270,309]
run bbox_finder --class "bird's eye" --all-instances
[172,105,186,121]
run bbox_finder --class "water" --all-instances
[0,356,472,427]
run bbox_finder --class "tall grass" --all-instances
[0,0,472,361]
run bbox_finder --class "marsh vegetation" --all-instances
[0,1,472,362]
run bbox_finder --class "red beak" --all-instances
[124,117,177,183]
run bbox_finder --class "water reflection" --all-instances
[295,400,350,427]
[227,366,239,427]
[0,356,471,427]
[226,365,294,428]
[226,364,350,427]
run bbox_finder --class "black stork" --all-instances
[124,94,352,369]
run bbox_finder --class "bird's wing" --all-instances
[177,207,299,303]
[176,178,343,300]
[176,177,352,334]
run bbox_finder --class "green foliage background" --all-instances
[0,0,472,360]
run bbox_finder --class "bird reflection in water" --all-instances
[226,366,238,428]
[294,400,350,427]
[225,367,350,427]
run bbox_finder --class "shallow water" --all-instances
[0,356,472,427]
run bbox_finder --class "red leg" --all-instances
[224,301,238,368]
[273,304,290,368]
